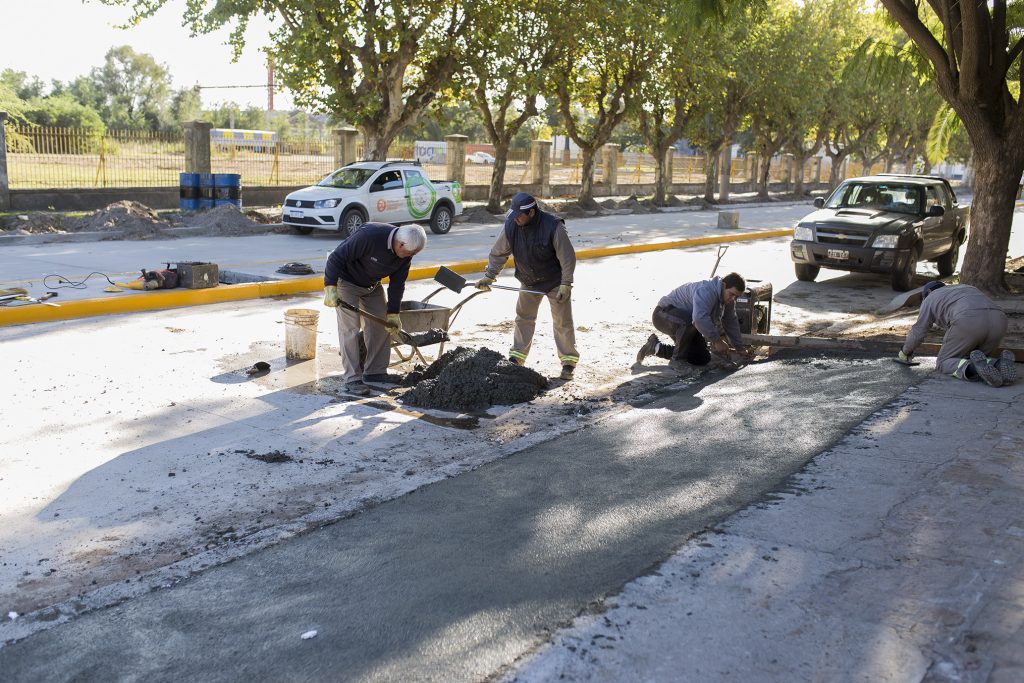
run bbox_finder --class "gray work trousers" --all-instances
[652,304,711,365]
[511,290,579,366]
[936,309,1007,375]
[334,279,389,383]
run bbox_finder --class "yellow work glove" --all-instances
[475,275,495,291]
[385,313,403,338]
[555,284,572,303]
[322,285,338,307]
[898,349,912,362]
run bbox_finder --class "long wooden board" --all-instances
[742,333,1024,362]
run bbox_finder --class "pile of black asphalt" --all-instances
[401,346,548,412]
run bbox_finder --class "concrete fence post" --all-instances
[184,121,213,174]
[602,143,619,194]
[334,127,360,167]
[814,157,823,183]
[0,112,10,211]
[531,139,552,197]
[445,134,468,185]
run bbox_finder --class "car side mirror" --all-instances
[813,197,825,208]
[926,204,945,217]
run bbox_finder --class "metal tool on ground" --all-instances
[892,357,921,366]
[709,245,729,277]
[743,333,1024,362]
[433,266,546,295]
[335,299,449,347]
[0,292,59,307]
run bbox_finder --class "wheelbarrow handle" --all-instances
[335,298,448,347]
[335,299,410,342]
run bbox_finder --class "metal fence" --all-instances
[3,121,852,191]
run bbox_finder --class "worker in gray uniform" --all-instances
[635,272,750,371]
[476,192,579,381]
[899,280,1017,387]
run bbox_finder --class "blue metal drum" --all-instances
[198,174,216,209]
[213,173,242,208]
[178,173,200,211]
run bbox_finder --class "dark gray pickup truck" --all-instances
[789,174,969,291]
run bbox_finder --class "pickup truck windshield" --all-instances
[318,168,375,189]
[826,182,922,216]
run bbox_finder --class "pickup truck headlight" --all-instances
[314,199,340,209]
[793,226,814,242]
[872,235,899,249]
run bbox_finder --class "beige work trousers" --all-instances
[511,290,579,366]
[334,279,389,383]
[937,308,1008,375]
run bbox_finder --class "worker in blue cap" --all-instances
[476,192,579,381]
[899,280,1016,386]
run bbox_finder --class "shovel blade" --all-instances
[434,266,467,293]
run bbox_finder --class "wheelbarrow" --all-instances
[385,286,487,366]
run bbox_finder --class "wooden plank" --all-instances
[742,333,1024,362]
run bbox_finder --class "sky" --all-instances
[1,0,294,110]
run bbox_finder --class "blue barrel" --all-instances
[213,173,242,208]
[178,173,200,211]
[198,174,216,210]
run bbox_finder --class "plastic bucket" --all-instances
[284,308,320,360]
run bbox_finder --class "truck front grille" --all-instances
[815,228,870,247]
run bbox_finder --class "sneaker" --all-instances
[636,334,659,365]
[995,350,1018,384]
[559,365,575,381]
[970,350,1003,387]
[345,381,371,396]
[363,372,403,385]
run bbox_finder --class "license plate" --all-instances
[827,248,849,260]
[288,210,304,218]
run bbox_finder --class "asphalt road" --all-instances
[0,352,926,682]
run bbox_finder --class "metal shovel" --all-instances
[434,266,546,295]
[335,299,449,347]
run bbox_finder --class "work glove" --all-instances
[475,275,495,292]
[898,349,912,363]
[323,285,338,307]
[385,313,403,338]
[555,284,572,303]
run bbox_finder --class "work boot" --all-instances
[994,350,1018,384]
[345,381,372,396]
[508,355,525,366]
[667,359,693,375]
[969,350,1003,387]
[636,334,659,365]
[559,364,575,381]
[364,372,403,385]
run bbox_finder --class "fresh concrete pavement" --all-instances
[0,200,1022,681]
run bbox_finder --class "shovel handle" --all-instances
[490,284,547,295]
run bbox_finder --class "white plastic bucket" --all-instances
[284,308,320,360]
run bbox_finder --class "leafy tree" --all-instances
[103,0,474,159]
[168,87,203,127]
[92,46,172,130]
[880,0,1024,291]
[23,95,105,132]
[458,0,559,211]
[550,0,658,205]
[1,69,47,100]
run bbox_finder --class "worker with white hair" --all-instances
[323,223,427,396]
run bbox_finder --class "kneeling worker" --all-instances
[636,272,750,371]
[899,280,1016,387]
[322,223,427,396]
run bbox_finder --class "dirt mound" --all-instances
[460,206,504,224]
[176,204,265,235]
[68,201,170,238]
[1,212,68,233]
[402,346,548,412]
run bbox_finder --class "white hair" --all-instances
[395,224,427,254]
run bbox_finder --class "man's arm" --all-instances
[385,259,411,314]
[722,301,743,348]
[484,228,513,279]
[902,297,937,355]
[691,282,722,342]
[324,231,369,286]
[552,220,576,285]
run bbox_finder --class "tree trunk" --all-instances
[487,140,511,214]
[362,127,393,161]
[793,155,808,196]
[578,145,597,207]
[703,151,718,203]
[826,151,848,189]
[652,142,672,206]
[718,143,731,202]
[959,144,1024,293]
[758,156,772,199]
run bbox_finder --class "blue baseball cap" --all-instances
[922,280,946,297]
[509,192,537,217]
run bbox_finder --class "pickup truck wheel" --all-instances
[339,209,365,239]
[294,226,314,235]
[429,205,453,235]
[890,249,919,291]
[795,263,820,282]
[936,237,962,277]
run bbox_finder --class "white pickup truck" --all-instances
[283,160,463,236]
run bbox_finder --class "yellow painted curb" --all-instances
[0,228,792,327]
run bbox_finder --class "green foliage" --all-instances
[23,94,105,132]
[1,69,47,100]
